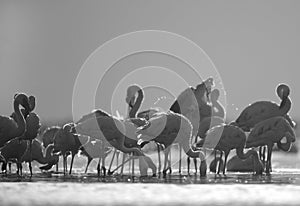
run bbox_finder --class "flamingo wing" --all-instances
[235,101,280,130]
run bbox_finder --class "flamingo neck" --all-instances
[11,100,26,138]
[279,97,291,114]
[180,134,205,160]
[129,90,144,118]
[212,101,225,119]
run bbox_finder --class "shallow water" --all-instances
[0,152,300,206]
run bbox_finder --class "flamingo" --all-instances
[52,124,89,175]
[80,138,112,173]
[0,139,27,175]
[0,93,30,148]
[234,84,294,131]
[245,116,296,174]
[136,111,207,177]
[75,110,156,176]
[233,83,294,166]
[10,94,40,176]
[199,124,264,175]
[1,139,59,174]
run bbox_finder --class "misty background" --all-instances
[1,0,299,127]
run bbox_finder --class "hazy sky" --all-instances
[1,0,299,123]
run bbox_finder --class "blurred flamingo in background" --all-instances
[246,116,296,174]
[0,93,30,148]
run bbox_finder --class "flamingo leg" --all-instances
[97,157,101,176]
[266,145,273,174]
[131,152,134,177]
[85,156,92,173]
[157,144,161,174]
[9,163,11,173]
[101,144,106,176]
[29,140,33,177]
[223,152,229,175]
[65,155,68,174]
[178,144,182,174]
[69,153,75,175]
[259,146,262,161]
[63,154,67,175]
[262,146,266,163]
[102,155,106,177]
[110,156,133,174]
[217,151,223,174]
[193,135,198,174]
[120,153,126,175]
[108,149,117,174]
[169,147,172,174]
[18,162,23,176]
[163,147,170,177]
[116,151,120,171]
[187,157,191,175]
[193,158,198,174]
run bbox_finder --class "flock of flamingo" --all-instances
[0,77,297,178]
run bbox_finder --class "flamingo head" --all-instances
[126,85,142,108]
[277,84,290,108]
[28,95,36,112]
[14,93,31,112]
[277,84,290,99]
